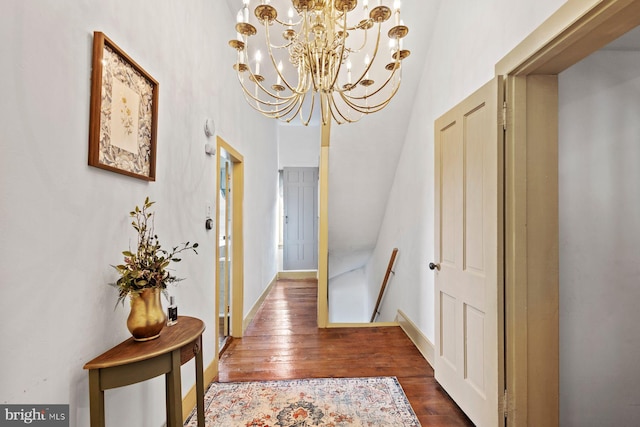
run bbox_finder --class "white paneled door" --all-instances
[433,77,504,427]
[283,167,318,270]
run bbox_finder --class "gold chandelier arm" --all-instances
[338,81,401,113]
[263,23,299,93]
[267,39,295,50]
[342,62,402,101]
[272,90,313,125]
[320,92,331,125]
[328,11,350,91]
[339,16,373,53]
[300,10,323,93]
[240,20,309,98]
[237,69,298,102]
[259,90,305,121]
[240,86,302,120]
[284,98,306,123]
[306,45,320,93]
[343,77,402,112]
[235,71,298,108]
[346,22,383,89]
[345,20,373,32]
[349,24,371,53]
[298,90,316,126]
[240,86,312,125]
[274,16,304,28]
[297,60,313,94]
[327,93,359,124]
[242,53,301,101]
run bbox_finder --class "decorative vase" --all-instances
[127,288,166,341]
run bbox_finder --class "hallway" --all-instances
[216,278,474,426]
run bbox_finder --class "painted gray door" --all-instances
[283,167,318,270]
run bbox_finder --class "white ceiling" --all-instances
[224,0,439,264]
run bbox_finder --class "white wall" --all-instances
[328,268,369,323]
[366,0,564,339]
[0,1,278,426]
[558,49,640,426]
[277,124,320,169]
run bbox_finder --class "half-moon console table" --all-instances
[83,316,205,427]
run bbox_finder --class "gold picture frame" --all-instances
[88,32,158,181]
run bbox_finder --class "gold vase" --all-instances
[127,288,166,341]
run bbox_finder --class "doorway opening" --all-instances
[496,1,640,424]
[215,137,244,356]
[218,154,232,351]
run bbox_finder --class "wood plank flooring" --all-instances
[216,278,474,426]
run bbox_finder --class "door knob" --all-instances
[429,262,440,271]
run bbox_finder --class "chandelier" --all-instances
[229,0,410,125]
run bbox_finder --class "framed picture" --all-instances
[88,32,158,181]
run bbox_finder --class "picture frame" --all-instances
[88,32,158,181]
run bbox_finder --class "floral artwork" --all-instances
[109,78,140,154]
[99,44,153,175]
[88,32,158,181]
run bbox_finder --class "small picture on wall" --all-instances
[88,31,158,181]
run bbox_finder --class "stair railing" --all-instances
[370,248,399,322]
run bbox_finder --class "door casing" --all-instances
[214,137,244,358]
[497,0,640,425]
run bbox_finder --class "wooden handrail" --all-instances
[370,248,399,322]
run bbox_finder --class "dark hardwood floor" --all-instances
[216,278,474,426]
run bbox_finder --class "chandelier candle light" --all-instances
[229,0,410,125]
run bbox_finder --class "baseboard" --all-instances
[396,309,435,367]
[326,321,398,328]
[243,274,278,331]
[182,356,218,422]
[277,270,318,280]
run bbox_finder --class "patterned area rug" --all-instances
[185,376,421,426]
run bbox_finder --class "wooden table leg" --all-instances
[166,349,183,427]
[88,370,105,427]
[195,339,205,426]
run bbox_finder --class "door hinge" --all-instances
[503,389,508,419]
[502,101,508,130]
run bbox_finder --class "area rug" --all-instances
[184,376,421,426]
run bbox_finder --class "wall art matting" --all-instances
[88,31,158,181]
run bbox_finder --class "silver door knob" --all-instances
[429,262,440,271]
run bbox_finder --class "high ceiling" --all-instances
[224,0,439,265]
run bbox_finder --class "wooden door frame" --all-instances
[214,136,245,357]
[496,0,640,425]
[317,121,330,327]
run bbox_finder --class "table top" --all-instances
[83,316,205,370]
